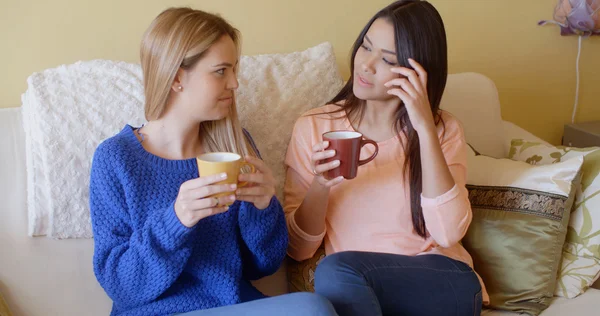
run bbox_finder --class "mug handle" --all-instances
[358,139,379,166]
[238,161,256,187]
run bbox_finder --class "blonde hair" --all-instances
[140,7,256,157]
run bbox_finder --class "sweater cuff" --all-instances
[421,184,462,208]
[242,196,280,221]
[287,210,326,242]
[162,201,196,242]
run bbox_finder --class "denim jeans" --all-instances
[315,251,482,316]
[176,292,337,316]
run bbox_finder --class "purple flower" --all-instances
[539,0,600,36]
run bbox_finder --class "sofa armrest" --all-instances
[502,120,550,157]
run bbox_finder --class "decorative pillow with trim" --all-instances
[509,139,600,298]
[463,145,583,315]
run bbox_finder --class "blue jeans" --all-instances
[315,252,482,316]
[177,292,337,316]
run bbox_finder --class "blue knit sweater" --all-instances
[89,126,288,316]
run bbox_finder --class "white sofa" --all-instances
[1,72,599,316]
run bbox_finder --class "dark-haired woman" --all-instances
[283,1,486,315]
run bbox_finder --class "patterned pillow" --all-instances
[509,139,600,298]
[287,245,326,292]
[463,146,583,315]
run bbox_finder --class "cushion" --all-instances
[462,146,583,315]
[21,60,146,238]
[21,42,343,238]
[481,288,600,316]
[509,139,600,298]
[287,245,326,293]
[235,42,344,201]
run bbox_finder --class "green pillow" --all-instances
[509,139,600,298]
[463,147,582,315]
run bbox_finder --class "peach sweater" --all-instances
[284,104,488,303]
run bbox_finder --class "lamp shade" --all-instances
[539,0,600,36]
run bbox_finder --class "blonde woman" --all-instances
[89,8,335,316]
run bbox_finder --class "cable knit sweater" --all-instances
[89,125,288,316]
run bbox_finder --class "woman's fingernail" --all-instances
[220,173,227,179]
[334,160,341,166]
[230,184,237,190]
[228,195,236,201]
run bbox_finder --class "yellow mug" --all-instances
[196,152,256,205]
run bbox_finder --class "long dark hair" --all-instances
[328,0,448,238]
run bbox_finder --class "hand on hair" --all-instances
[236,156,277,210]
[310,141,344,188]
[385,58,436,135]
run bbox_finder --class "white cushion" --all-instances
[20,42,343,238]
[236,42,344,201]
[21,60,146,238]
[467,147,583,196]
[441,73,505,158]
[0,107,112,315]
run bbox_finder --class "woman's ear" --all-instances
[171,68,186,92]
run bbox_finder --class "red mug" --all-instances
[322,131,379,180]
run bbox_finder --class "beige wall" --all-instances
[1,0,598,144]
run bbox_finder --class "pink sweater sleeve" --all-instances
[420,116,472,248]
[283,119,326,261]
